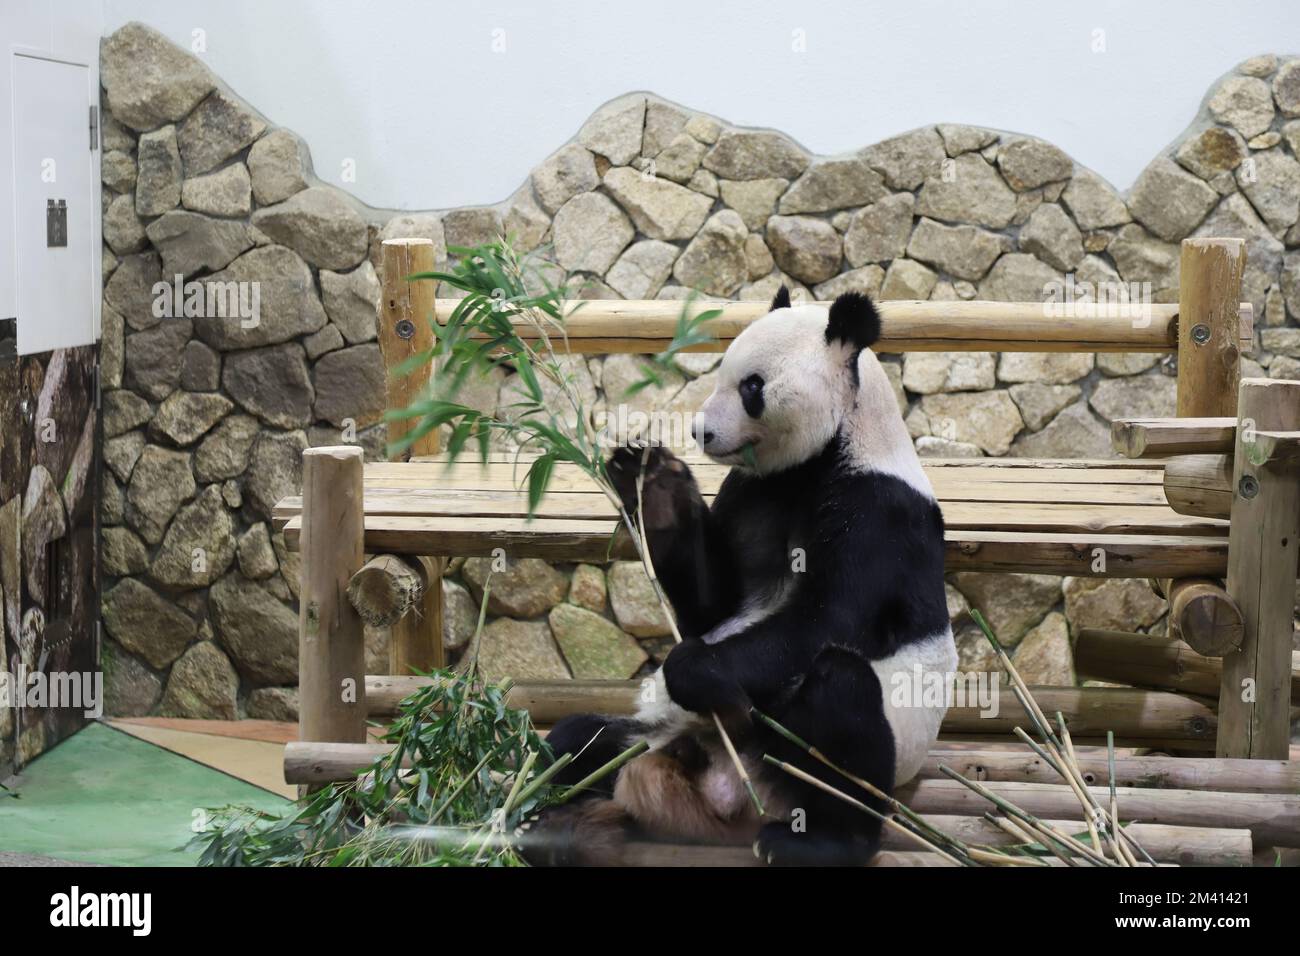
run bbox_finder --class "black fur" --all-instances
[825,292,882,350]
[770,285,792,311]
[739,374,765,418]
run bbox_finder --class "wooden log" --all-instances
[1219,378,1300,759]
[904,815,1252,867]
[1157,577,1244,656]
[347,554,424,627]
[380,238,439,458]
[922,747,1300,794]
[1111,417,1236,458]
[391,555,445,676]
[434,298,1253,354]
[1075,629,1300,702]
[1176,237,1245,418]
[898,778,1300,848]
[364,675,642,721]
[284,741,397,784]
[1164,453,1233,519]
[297,447,368,766]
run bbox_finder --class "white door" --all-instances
[12,53,95,356]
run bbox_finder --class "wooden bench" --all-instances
[274,235,1300,864]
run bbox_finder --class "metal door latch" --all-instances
[46,199,67,247]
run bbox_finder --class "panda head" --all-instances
[694,286,887,474]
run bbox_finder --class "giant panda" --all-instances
[533,287,956,867]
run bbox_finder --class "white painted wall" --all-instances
[90,0,1300,215]
[1,0,103,327]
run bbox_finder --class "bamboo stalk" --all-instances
[556,740,649,803]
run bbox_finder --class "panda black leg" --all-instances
[754,645,894,866]
[544,713,642,796]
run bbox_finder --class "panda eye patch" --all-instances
[739,374,765,418]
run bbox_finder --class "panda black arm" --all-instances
[606,446,741,637]
[663,474,949,713]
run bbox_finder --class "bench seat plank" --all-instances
[274,455,1228,578]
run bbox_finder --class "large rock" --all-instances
[860,128,946,190]
[844,193,915,267]
[1089,373,1176,421]
[766,215,842,285]
[178,90,267,175]
[949,572,1061,645]
[549,603,647,679]
[195,414,260,482]
[150,485,237,588]
[977,254,1064,303]
[135,126,182,216]
[778,157,887,214]
[1193,193,1284,315]
[1127,157,1219,242]
[210,572,299,685]
[102,640,163,717]
[552,192,634,274]
[917,390,1023,455]
[902,352,995,394]
[602,167,713,240]
[102,430,143,488]
[148,391,232,446]
[193,245,326,350]
[703,130,809,180]
[605,240,680,299]
[1108,224,1181,299]
[1008,382,1082,431]
[904,216,1002,280]
[237,523,278,580]
[814,265,885,300]
[1063,577,1166,633]
[997,352,1093,385]
[1018,204,1084,271]
[607,561,672,637]
[673,210,749,296]
[159,642,239,720]
[442,207,503,249]
[462,556,568,619]
[1237,149,1300,232]
[1175,127,1247,181]
[1011,611,1075,684]
[1207,74,1275,138]
[102,525,149,576]
[103,193,147,255]
[223,343,313,428]
[997,138,1072,191]
[719,178,788,230]
[103,391,152,439]
[577,95,645,166]
[320,261,380,344]
[568,564,608,613]
[465,618,570,683]
[532,143,600,213]
[313,344,385,428]
[247,687,298,722]
[124,318,191,401]
[502,186,551,252]
[244,429,309,520]
[1008,401,1112,458]
[248,129,310,205]
[101,23,215,130]
[181,162,253,217]
[104,252,162,329]
[101,578,197,670]
[442,578,479,653]
[180,339,222,391]
[879,259,937,300]
[1274,59,1300,116]
[251,187,368,270]
[1060,168,1130,231]
[125,445,195,544]
[145,210,254,278]
[916,154,1017,228]
[652,133,707,184]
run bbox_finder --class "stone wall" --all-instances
[98,23,1300,718]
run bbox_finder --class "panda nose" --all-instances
[691,420,714,447]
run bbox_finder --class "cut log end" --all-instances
[347,554,425,627]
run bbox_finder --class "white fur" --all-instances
[870,628,958,785]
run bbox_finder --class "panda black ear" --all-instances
[769,285,792,312]
[825,292,882,350]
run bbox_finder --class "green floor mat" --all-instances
[0,722,288,867]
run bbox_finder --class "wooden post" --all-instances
[1176,237,1245,418]
[298,446,368,766]
[378,238,445,675]
[379,237,440,459]
[1218,378,1300,758]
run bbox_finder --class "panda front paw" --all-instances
[753,822,876,867]
[606,444,700,532]
[662,641,750,726]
